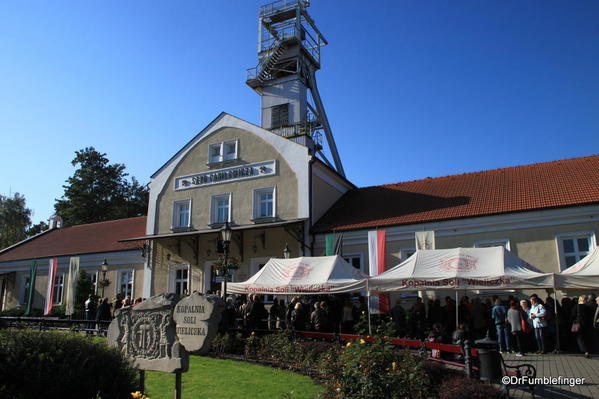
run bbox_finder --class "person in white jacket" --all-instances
[529,296,547,354]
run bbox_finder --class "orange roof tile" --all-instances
[0,216,147,262]
[313,155,599,232]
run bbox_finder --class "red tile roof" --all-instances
[313,155,599,233]
[0,216,147,262]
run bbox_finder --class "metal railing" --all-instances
[0,316,111,335]
[259,0,309,18]
[259,23,320,64]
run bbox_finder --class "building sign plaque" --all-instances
[174,160,276,190]
[172,293,224,354]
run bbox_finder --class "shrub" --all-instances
[0,307,26,317]
[320,338,433,399]
[423,360,462,391]
[211,332,245,355]
[242,331,339,374]
[0,329,137,399]
[439,376,504,399]
[354,313,396,337]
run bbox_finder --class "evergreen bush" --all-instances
[0,329,137,399]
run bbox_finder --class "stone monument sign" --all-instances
[172,293,224,354]
[108,293,189,373]
[108,292,225,373]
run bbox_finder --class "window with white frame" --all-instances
[209,143,222,163]
[118,270,134,298]
[557,233,594,270]
[343,254,364,273]
[211,194,231,224]
[475,239,511,250]
[223,141,238,161]
[171,266,189,296]
[208,141,238,164]
[173,199,192,229]
[53,273,65,305]
[253,187,275,219]
[21,276,31,305]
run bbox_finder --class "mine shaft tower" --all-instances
[247,0,345,177]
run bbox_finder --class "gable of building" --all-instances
[147,113,312,235]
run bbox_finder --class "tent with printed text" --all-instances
[227,255,367,295]
[367,247,554,292]
[555,247,599,289]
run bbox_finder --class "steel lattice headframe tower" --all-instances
[246,0,345,177]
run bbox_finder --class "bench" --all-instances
[499,354,536,399]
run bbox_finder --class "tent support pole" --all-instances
[553,277,561,353]
[366,279,372,336]
[455,290,459,328]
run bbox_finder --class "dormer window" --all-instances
[209,144,222,163]
[224,141,238,161]
[208,140,239,164]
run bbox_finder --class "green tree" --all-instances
[54,147,148,226]
[26,221,49,238]
[74,270,95,318]
[0,193,32,249]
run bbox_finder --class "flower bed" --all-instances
[210,331,503,399]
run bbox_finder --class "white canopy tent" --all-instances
[366,247,556,339]
[556,247,599,289]
[227,255,367,295]
[367,247,554,292]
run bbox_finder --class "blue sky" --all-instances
[1,0,598,224]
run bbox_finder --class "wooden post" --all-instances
[139,370,145,393]
[175,372,182,399]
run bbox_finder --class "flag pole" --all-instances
[25,261,37,316]
[366,279,372,336]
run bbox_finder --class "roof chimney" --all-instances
[48,214,64,229]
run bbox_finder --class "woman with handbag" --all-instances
[571,296,593,358]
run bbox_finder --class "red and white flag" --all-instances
[368,230,390,314]
[44,258,58,315]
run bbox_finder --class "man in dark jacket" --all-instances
[247,295,268,331]
[311,301,331,332]
[391,298,407,337]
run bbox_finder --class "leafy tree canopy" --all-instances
[54,147,148,226]
[0,193,32,249]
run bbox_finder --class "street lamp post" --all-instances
[219,222,233,298]
[101,259,109,298]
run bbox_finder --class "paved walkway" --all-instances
[501,352,599,399]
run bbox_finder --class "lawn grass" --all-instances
[144,355,323,399]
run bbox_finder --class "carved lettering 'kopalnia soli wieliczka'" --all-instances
[108,293,189,373]
[108,293,224,373]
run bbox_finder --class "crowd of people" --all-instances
[218,292,599,358]
[84,294,143,331]
[82,290,599,357]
